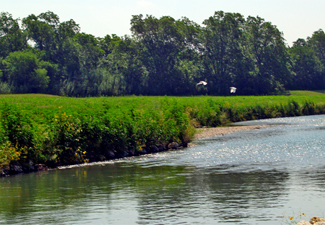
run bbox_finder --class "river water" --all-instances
[1,115,325,225]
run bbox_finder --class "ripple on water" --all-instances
[2,115,325,225]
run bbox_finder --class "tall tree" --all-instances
[243,16,292,94]
[0,12,27,58]
[131,14,192,95]
[110,35,147,95]
[22,11,59,56]
[79,35,125,97]
[200,11,245,95]
[288,38,324,90]
[175,17,202,95]
[308,29,325,66]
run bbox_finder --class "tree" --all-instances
[242,16,291,95]
[0,12,27,58]
[131,14,200,95]
[200,11,245,95]
[58,19,80,39]
[288,38,324,90]
[22,11,59,54]
[4,50,49,93]
[74,33,105,70]
[175,17,203,95]
[308,29,325,66]
[98,34,122,58]
[110,35,147,95]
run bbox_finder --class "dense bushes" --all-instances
[1,93,325,173]
[0,97,195,170]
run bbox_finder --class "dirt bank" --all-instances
[193,125,273,140]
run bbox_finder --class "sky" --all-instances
[2,0,325,46]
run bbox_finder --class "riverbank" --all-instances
[1,124,271,176]
[187,125,274,147]
[2,93,325,177]
[193,125,273,139]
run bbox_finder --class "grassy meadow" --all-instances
[1,91,325,171]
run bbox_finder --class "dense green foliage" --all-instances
[1,92,325,170]
[1,11,325,96]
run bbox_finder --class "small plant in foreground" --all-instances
[281,211,307,225]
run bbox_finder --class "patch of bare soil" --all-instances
[188,125,274,147]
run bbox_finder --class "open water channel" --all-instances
[1,115,325,224]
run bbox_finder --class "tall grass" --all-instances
[1,91,325,171]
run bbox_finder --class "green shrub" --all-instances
[1,93,325,169]
[0,103,34,163]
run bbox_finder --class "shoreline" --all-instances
[187,125,275,147]
[191,125,274,140]
[1,125,275,176]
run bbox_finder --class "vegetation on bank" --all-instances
[1,91,325,173]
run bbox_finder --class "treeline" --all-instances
[0,11,325,96]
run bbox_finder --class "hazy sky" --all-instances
[2,0,325,46]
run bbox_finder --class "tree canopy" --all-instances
[0,10,324,96]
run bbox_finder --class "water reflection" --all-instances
[295,166,325,190]
[0,161,291,224]
[132,165,290,224]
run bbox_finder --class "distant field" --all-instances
[289,90,325,95]
[1,90,325,112]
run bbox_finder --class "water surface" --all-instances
[1,115,325,224]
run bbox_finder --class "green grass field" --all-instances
[1,91,325,171]
[1,90,324,113]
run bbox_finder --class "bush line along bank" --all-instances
[1,93,325,176]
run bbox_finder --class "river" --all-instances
[1,115,325,224]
